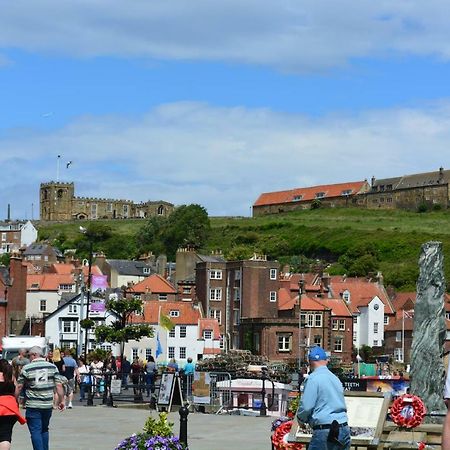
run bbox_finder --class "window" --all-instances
[210,288,222,301]
[1,233,6,242]
[169,328,176,338]
[159,294,168,301]
[293,195,303,201]
[219,335,225,350]
[353,316,358,324]
[306,314,314,328]
[107,203,113,212]
[269,291,277,302]
[384,316,389,325]
[373,340,379,347]
[39,300,46,312]
[134,294,142,301]
[341,189,352,196]
[235,270,241,281]
[332,319,338,330]
[169,310,180,318]
[387,197,393,203]
[342,291,350,302]
[145,348,152,361]
[59,284,73,291]
[123,204,129,217]
[203,330,212,340]
[91,203,97,219]
[353,331,357,342]
[68,304,78,314]
[313,335,322,347]
[396,331,402,342]
[179,347,186,359]
[210,270,223,280]
[157,205,164,215]
[62,320,77,333]
[270,268,277,280]
[168,347,175,359]
[394,348,403,362]
[339,319,345,331]
[234,288,241,301]
[132,348,138,360]
[373,322,379,334]
[179,326,187,338]
[315,314,322,328]
[183,287,191,294]
[278,334,292,352]
[209,309,222,325]
[233,309,240,325]
[334,338,343,352]
[143,267,150,275]
[315,192,325,199]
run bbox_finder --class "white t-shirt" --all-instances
[444,358,450,398]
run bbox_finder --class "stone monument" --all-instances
[410,241,447,423]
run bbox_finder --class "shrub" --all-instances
[115,434,184,450]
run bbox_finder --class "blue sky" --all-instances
[1,1,450,217]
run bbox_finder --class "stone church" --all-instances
[40,181,174,221]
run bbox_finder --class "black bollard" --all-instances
[179,404,189,447]
[102,372,108,405]
[260,374,267,417]
[87,373,94,406]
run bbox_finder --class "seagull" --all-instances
[79,226,86,233]
[66,161,73,169]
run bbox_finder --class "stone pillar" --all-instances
[410,241,447,423]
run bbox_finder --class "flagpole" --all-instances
[56,155,61,182]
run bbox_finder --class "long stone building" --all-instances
[253,167,450,216]
[40,181,174,221]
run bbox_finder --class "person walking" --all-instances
[77,358,90,402]
[15,346,64,450]
[296,346,350,450]
[0,359,26,450]
[144,356,157,397]
[62,352,79,409]
[121,356,131,390]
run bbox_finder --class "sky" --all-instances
[1,1,450,218]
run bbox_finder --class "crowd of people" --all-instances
[0,347,197,450]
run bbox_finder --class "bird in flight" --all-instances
[66,161,73,169]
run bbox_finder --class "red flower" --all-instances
[271,421,303,450]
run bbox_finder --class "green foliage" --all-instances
[310,199,322,209]
[288,396,300,414]
[87,348,108,363]
[417,203,428,213]
[137,204,210,259]
[359,345,373,362]
[80,318,95,329]
[143,413,174,437]
[0,253,10,266]
[95,297,153,347]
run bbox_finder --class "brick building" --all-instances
[0,255,27,336]
[40,181,174,221]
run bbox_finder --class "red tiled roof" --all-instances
[315,298,352,317]
[385,317,414,332]
[198,318,221,340]
[129,274,177,294]
[253,181,368,207]
[51,263,75,274]
[132,301,201,325]
[27,274,75,291]
[330,279,394,315]
[278,288,295,310]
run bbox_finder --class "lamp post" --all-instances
[81,234,94,357]
[298,277,305,393]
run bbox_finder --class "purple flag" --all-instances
[91,275,108,292]
[90,301,106,313]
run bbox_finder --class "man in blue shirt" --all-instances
[297,346,350,450]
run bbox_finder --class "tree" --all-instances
[95,296,153,359]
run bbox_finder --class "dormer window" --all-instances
[342,290,350,302]
[315,192,325,199]
[293,195,303,201]
[169,310,180,318]
[341,189,352,196]
[143,267,150,275]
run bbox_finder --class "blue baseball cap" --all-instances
[308,346,328,361]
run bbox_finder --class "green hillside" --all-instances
[36,208,450,291]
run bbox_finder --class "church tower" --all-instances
[40,182,74,221]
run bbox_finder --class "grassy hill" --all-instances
[36,208,450,291]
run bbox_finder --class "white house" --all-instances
[329,276,395,350]
[0,220,37,255]
[125,301,221,366]
[44,293,119,354]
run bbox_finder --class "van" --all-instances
[1,336,49,362]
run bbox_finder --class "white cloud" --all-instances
[1,1,450,71]
[1,101,450,218]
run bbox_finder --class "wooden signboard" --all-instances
[157,373,184,413]
[288,391,390,448]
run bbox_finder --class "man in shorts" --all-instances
[61,351,79,409]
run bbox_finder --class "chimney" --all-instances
[322,273,331,290]
[6,204,10,222]
[371,176,376,187]
[439,167,444,181]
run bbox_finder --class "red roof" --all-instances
[132,301,201,325]
[254,181,368,207]
[51,263,75,274]
[27,274,74,291]
[315,298,352,317]
[198,318,221,340]
[330,279,394,315]
[129,274,177,294]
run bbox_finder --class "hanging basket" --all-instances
[390,394,426,429]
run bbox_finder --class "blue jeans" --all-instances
[309,425,351,450]
[26,408,53,450]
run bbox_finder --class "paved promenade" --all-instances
[12,403,274,450]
